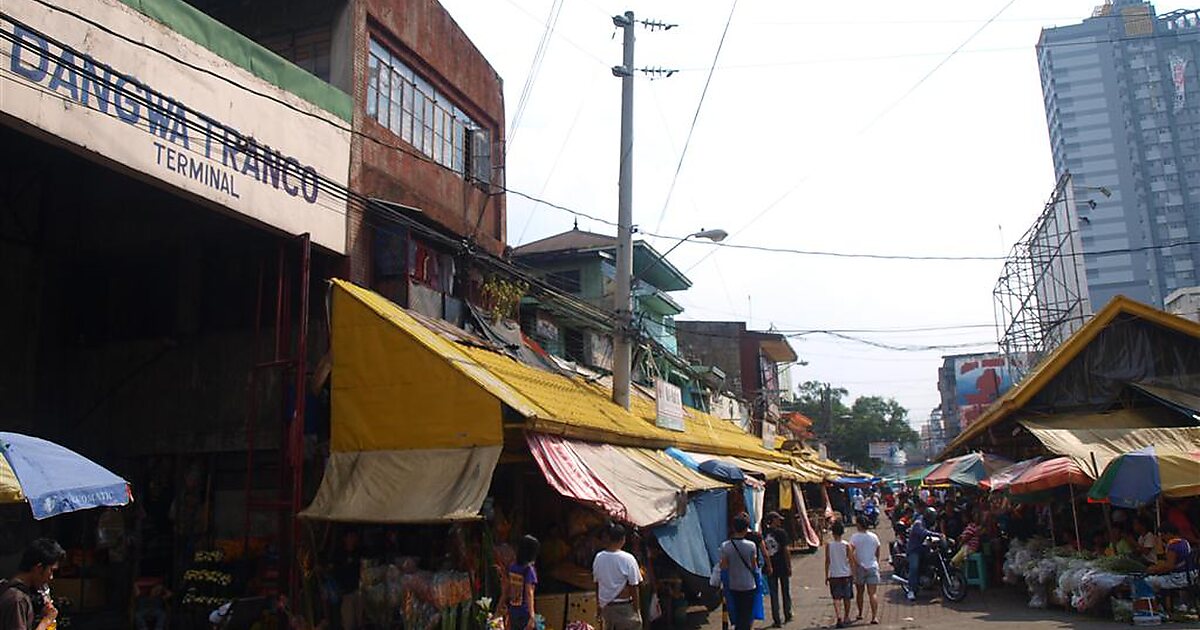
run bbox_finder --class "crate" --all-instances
[536,593,568,630]
[566,591,598,627]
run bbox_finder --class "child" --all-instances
[825,521,855,629]
[504,535,540,630]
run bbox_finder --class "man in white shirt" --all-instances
[592,524,642,630]
[849,516,881,625]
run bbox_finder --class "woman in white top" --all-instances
[825,521,855,629]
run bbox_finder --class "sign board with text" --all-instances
[869,442,898,460]
[0,0,349,252]
[762,420,777,451]
[655,379,685,432]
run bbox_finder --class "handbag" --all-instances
[730,539,766,621]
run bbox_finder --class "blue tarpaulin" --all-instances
[693,489,728,567]
[665,447,700,470]
[654,489,729,577]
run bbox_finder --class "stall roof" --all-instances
[941,296,1200,458]
[1019,424,1200,477]
[331,279,785,461]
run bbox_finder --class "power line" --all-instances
[652,0,738,233]
[507,0,565,150]
[684,0,1019,273]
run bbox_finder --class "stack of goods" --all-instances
[180,549,235,611]
[1002,538,1139,618]
[360,556,474,630]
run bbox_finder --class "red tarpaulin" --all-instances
[526,432,627,522]
[1008,457,1092,495]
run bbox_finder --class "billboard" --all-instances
[869,442,898,460]
[954,355,1017,428]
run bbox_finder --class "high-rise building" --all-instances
[1038,1,1200,307]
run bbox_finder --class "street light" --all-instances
[632,228,728,285]
[612,227,726,409]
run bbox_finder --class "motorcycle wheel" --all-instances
[941,567,968,602]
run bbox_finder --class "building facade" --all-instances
[185,0,507,318]
[1038,1,1200,307]
[675,321,798,436]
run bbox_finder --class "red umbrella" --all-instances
[1008,457,1091,494]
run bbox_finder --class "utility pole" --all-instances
[612,11,636,409]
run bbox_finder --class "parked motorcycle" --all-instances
[889,531,968,602]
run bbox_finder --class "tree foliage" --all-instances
[785,380,919,472]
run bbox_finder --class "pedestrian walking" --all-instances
[763,512,793,627]
[0,538,65,630]
[849,516,881,625]
[824,522,854,629]
[593,524,643,630]
[721,514,762,630]
[503,535,540,630]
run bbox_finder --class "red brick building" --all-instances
[189,0,507,310]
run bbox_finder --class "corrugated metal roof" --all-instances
[333,279,784,461]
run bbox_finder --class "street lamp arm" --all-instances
[632,229,727,286]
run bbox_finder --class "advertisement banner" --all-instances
[0,0,350,253]
[869,442,897,460]
[655,379,685,432]
[955,355,1016,428]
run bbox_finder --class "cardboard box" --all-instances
[566,591,598,626]
[536,593,568,630]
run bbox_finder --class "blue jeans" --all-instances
[907,552,921,593]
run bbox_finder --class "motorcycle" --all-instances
[862,503,880,529]
[889,531,968,602]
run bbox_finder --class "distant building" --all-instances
[512,228,689,367]
[938,353,1019,435]
[675,322,798,435]
[1038,1,1200,307]
[1166,286,1200,322]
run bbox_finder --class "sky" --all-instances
[437,0,1190,429]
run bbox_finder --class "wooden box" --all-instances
[535,593,568,630]
[566,591,598,627]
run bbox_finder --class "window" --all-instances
[367,37,493,186]
[546,269,582,294]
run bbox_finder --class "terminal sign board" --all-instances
[0,0,350,253]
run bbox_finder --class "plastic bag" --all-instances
[1071,570,1127,612]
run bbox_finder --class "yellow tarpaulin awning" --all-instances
[618,447,730,492]
[310,280,785,522]
[1020,423,1200,477]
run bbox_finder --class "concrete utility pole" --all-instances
[612,10,636,409]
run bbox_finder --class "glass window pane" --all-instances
[378,70,391,128]
[412,92,424,151]
[370,38,387,62]
[390,76,403,136]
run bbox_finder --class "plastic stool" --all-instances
[964,552,988,591]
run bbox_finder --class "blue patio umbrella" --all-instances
[0,432,131,520]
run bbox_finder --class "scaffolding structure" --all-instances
[994,173,1093,379]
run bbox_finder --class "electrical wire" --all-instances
[652,0,738,233]
[683,0,1021,274]
[24,0,1200,269]
[507,0,565,150]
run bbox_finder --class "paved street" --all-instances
[689,523,1124,630]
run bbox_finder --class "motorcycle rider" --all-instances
[904,508,937,601]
